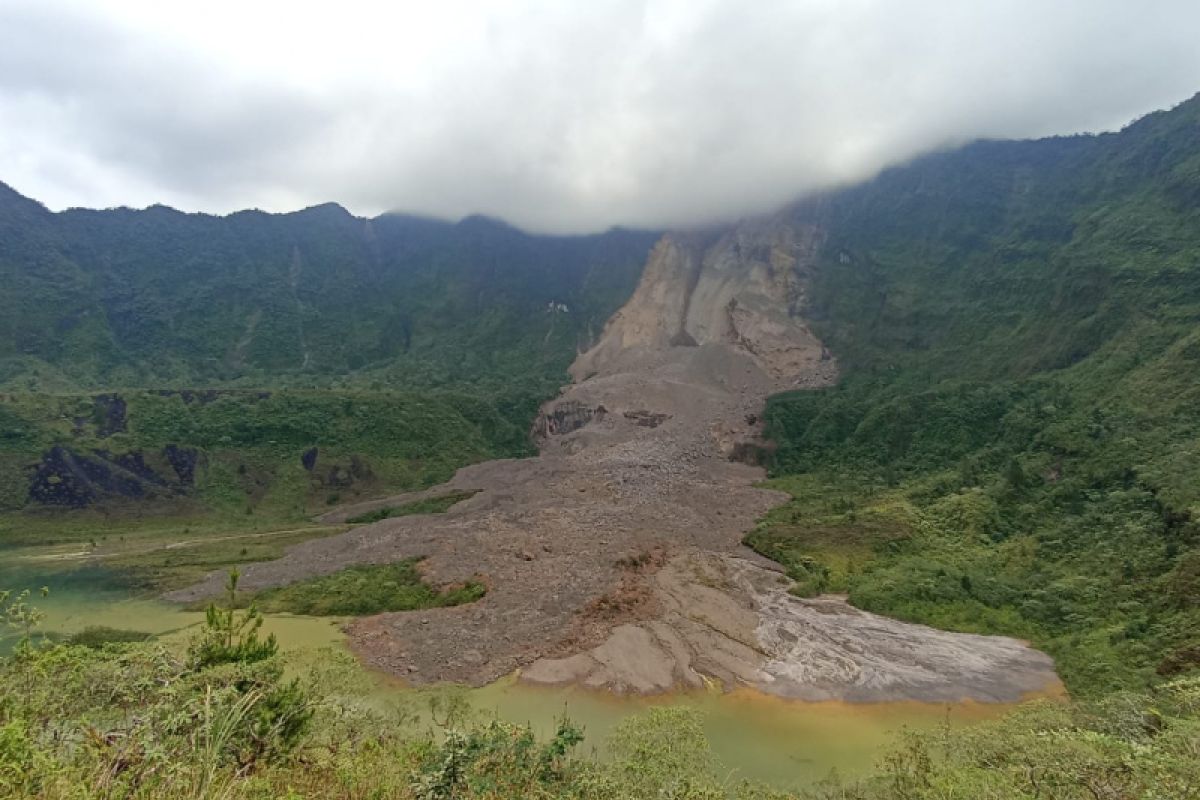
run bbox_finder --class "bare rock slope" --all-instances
[172,215,1058,702]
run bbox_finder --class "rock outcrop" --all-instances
[570,220,834,389]
[28,445,200,507]
[531,401,606,440]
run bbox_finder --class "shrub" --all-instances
[255,560,486,616]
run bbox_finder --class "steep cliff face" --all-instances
[570,217,835,388]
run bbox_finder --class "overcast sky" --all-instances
[1,0,1199,233]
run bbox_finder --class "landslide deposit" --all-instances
[172,215,1059,702]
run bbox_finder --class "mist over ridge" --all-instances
[3,0,1200,233]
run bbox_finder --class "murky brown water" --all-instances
[0,559,1056,788]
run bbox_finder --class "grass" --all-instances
[104,524,350,591]
[0,507,352,592]
[346,490,477,524]
[254,559,486,616]
[745,473,910,596]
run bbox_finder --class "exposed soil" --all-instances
[523,551,1057,702]
[170,220,1061,702]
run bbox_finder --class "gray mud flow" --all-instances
[171,217,1059,702]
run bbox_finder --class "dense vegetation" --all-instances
[0,185,656,394]
[0,390,529,517]
[253,560,486,616]
[750,93,1200,696]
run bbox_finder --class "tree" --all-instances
[188,569,278,669]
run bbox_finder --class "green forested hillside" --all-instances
[0,388,533,513]
[0,185,656,394]
[752,93,1200,694]
[0,187,656,524]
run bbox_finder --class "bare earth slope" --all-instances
[171,215,1059,702]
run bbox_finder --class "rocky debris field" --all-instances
[171,219,1060,702]
[522,551,1058,702]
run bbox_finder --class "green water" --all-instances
[0,559,1033,789]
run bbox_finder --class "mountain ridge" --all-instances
[0,181,661,393]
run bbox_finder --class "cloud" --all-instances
[1,0,1199,233]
